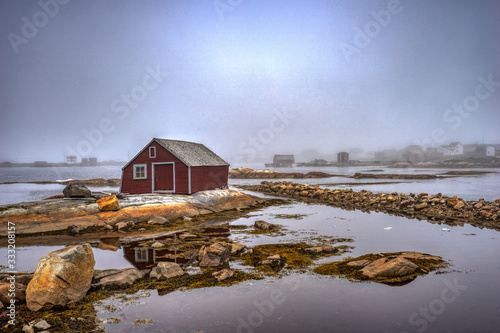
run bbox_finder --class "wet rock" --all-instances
[0,282,26,306]
[62,183,91,197]
[346,260,371,267]
[199,243,231,267]
[258,254,282,266]
[254,220,277,230]
[304,246,337,254]
[399,252,442,261]
[97,237,120,251]
[26,243,95,311]
[148,215,169,225]
[361,256,418,278]
[447,196,460,207]
[34,320,51,330]
[231,243,247,255]
[454,201,465,210]
[92,268,145,290]
[150,262,184,280]
[213,268,234,282]
[96,195,119,211]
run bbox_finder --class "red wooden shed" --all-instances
[120,138,229,195]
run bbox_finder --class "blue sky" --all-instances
[1,0,499,163]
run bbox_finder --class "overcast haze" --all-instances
[1,0,499,163]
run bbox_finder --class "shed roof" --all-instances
[154,138,229,167]
[123,138,229,169]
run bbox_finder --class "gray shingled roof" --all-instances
[154,138,229,167]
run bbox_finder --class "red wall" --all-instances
[121,141,189,194]
[190,165,229,193]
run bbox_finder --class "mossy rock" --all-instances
[313,252,448,286]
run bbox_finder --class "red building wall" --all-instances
[190,165,229,193]
[121,141,189,194]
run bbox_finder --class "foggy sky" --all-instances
[1,0,499,163]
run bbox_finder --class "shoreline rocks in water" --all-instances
[352,173,439,180]
[229,168,334,179]
[314,251,447,285]
[0,189,267,236]
[241,181,500,230]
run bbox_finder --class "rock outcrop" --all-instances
[361,256,418,278]
[0,189,266,236]
[92,268,145,290]
[229,168,334,179]
[254,220,278,230]
[242,181,500,230]
[63,183,91,197]
[26,244,95,311]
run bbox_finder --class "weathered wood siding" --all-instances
[190,165,229,193]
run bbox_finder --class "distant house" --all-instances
[337,152,349,163]
[120,138,229,195]
[439,142,463,156]
[272,154,294,167]
[66,156,77,164]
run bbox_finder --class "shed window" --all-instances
[134,164,147,179]
[135,248,148,262]
[149,147,156,158]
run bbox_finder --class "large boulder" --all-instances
[26,244,95,311]
[96,195,119,211]
[254,220,277,230]
[150,262,184,280]
[361,256,418,278]
[199,243,230,267]
[62,183,91,197]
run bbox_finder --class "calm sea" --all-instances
[1,165,499,205]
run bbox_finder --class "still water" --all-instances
[1,166,499,332]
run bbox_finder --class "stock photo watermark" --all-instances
[213,0,246,22]
[236,278,300,333]
[339,0,410,63]
[7,0,71,54]
[403,277,467,333]
[413,73,499,148]
[65,64,167,160]
[236,107,296,162]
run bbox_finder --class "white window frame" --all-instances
[133,164,147,180]
[149,146,156,158]
[135,248,148,262]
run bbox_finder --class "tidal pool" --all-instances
[66,201,500,333]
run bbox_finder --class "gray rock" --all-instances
[254,220,277,230]
[92,268,145,289]
[150,262,184,280]
[34,319,51,330]
[199,243,231,267]
[151,241,165,248]
[231,243,247,255]
[148,215,170,225]
[62,183,91,197]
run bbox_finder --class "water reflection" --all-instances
[121,228,231,270]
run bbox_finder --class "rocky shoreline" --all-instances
[240,181,500,230]
[0,178,121,187]
[229,168,335,179]
[0,189,266,237]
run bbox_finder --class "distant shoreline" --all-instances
[0,162,124,168]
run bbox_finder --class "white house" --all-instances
[438,142,463,156]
